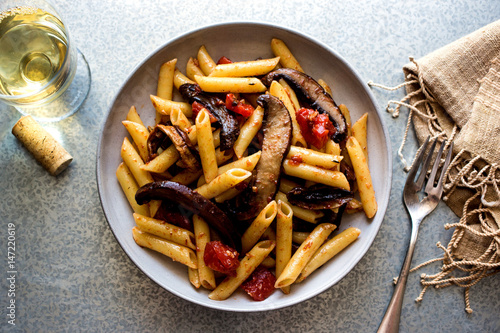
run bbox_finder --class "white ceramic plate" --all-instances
[97,22,392,312]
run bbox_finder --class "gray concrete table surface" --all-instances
[1,0,499,332]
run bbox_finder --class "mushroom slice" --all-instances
[262,68,347,143]
[286,184,352,210]
[136,181,241,251]
[233,94,292,220]
[179,83,239,151]
[149,124,200,172]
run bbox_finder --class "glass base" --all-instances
[16,48,91,122]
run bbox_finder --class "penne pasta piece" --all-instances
[287,146,342,169]
[121,137,154,187]
[196,109,218,183]
[141,145,179,173]
[338,104,352,137]
[292,231,310,244]
[208,240,276,301]
[116,163,150,217]
[276,201,293,294]
[317,79,333,96]
[132,227,198,269]
[133,213,196,250]
[197,45,216,75]
[241,200,278,254]
[346,137,377,218]
[186,57,205,80]
[157,58,177,100]
[192,215,216,290]
[233,106,264,158]
[275,223,336,288]
[282,159,350,190]
[150,95,193,118]
[170,107,193,131]
[275,191,324,223]
[214,187,244,203]
[279,178,301,194]
[173,69,195,90]
[195,168,252,199]
[279,79,301,113]
[296,227,361,282]
[122,120,149,163]
[351,113,368,160]
[325,139,341,171]
[260,256,276,269]
[271,38,304,72]
[269,80,307,147]
[170,169,203,186]
[188,267,201,289]
[197,151,261,186]
[126,105,146,128]
[208,57,280,77]
[194,75,267,93]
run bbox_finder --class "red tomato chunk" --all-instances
[296,108,335,149]
[204,241,240,276]
[241,266,276,301]
[225,93,254,117]
[217,56,233,64]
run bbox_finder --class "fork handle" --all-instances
[377,222,420,333]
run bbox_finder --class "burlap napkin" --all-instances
[372,20,500,313]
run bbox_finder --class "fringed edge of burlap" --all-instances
[369,58,500,313]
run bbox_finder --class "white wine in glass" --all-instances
[0,1,91,121]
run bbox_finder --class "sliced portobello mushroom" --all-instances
[262,68,347,143]
[178,83,239,151]
[147,124,200,171]
[233,94,292,220]
[136,181,241,251]
[286,184,352,210]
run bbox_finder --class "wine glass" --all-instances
[0,0,91,122]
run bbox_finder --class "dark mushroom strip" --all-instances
[155,124,200,172]
[234,94,292,220]
[147,125,170,161]
[319,203,347,229]
[262,68,347,143]
[286,184,352,210]
[178,83,239,151]
[136,181,241,251]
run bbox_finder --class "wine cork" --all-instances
[12,115,73,176]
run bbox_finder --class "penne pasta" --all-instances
[194,168,252,199]
[338,104,352,137]
[196,109,218,183]
[271,38,304,72]
[194,75,267,93]
[132,227,198,269]
[297,227,361,282]
[150,95,193,118]
[208,57,280,77]
[126,105,145,127]
[121,137,153,187]
[157,58,177,100]
[282,159,350,190]
[170,107,192,131]
[122,120,149,163]
[116,162,150,217]
[208,240,276,300]
[197,45,216,75]
[192,215,216,290]
[241,200,278,254]
[346,137,377,218]
[133,213,196,250]
[269,80,307,147]
[317,78,333,97]
[276,201,293,294]
[173,69,195,90]
[197,151,261,186]
[275,223,336,288]
[186,57,205,80]
[287,146,342,169]
[233,106,264,159]
[188,267,201,289]
[351,113,368,160]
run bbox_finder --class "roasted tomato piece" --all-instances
[217,56,232,64]
[204,241,240,276]
[296,108,335,149]
[241,266,276,301]
[225,93,254,117]
[192,101,218,123]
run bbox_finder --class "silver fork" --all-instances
[377,136,453,333]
